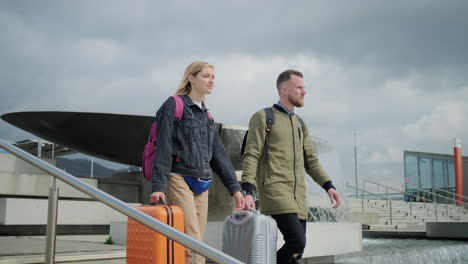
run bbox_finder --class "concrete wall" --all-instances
[207,171,242,221]
[0,172,97,199]
[111,220,362,258]
[99,181,140,203]
[350,212,380,225]
[204,222,362,258]
[0,153,97,199]
[0,153,55,174]
[426,222,468,239]
[0,198,138,225]
[299,222,362,258]
[100,171,152,204]
[0,153,143,227]
[0,153,147,202]
[0,153,140,225]
[0,153,16,172]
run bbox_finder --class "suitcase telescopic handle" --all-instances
[231,209,257,216]
[229,210,256,224]
[150,200,167,206]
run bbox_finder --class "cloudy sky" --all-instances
[1,1,467,191]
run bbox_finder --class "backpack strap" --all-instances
[203,100,213,121]
[173,95,213,121]
[147,122,157,143]
[264,107,274,133]
[262,107,275,161]
[172,95,184,120]
[241,107,275,157]
[241,131,248,156]
[296,115,306,134]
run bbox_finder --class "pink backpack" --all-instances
[142,96,213,181]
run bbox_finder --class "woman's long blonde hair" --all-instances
[175,61,214,97]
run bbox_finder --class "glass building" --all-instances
[404,151,468,203]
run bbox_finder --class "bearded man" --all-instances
[241,69,342,264]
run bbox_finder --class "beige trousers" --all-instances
[166,174,209,264]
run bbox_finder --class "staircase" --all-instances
[349,198,468,230]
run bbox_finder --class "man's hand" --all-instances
[232,191,245,211]
[150,192,166,204]
[327,188,342,208]
[243,194,256,210]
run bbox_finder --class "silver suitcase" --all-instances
[222,210,277,264]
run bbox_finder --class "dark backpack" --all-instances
[241,107,305,156]
[142,95,213,181]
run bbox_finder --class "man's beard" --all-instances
[289,95,304,108]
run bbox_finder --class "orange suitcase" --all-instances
[126,205,185,264]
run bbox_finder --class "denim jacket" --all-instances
[151,95,241,194]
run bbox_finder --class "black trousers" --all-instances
[271,214,307,264]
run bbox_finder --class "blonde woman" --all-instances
[150,61,244,264]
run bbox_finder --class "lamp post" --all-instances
[354,133,358,198]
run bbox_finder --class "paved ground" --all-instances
[0,235,126,264]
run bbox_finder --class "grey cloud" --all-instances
[3,1,468,73]
[1,1,468,188]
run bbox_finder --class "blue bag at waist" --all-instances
[183,176,212,194]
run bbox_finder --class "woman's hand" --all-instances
[232,191,245,211]
[150,192,167,204]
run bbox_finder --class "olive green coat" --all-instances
[241,107,331,219]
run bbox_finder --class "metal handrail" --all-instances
[0,139,243,264]
[363,179,421,217]
[405,183,468,207]
[363,179,423,200]
[365,179,468,207]
[364,179,409,196]
[364,179,448,218]
[346,184,393,225]
[363,180,434,201]
[406,183,468,221]
[420,186,468,203]
[349,192,405,199]
[363,179,436,202]
[346,185,390,200]
[365,179,468,219]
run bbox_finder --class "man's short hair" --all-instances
[276,70,303,90]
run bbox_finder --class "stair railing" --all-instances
[346,184,393,225]
[0,139,243,264]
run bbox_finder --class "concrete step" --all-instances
[350,205,468,215]
[369,223,426,231]
[0,236,126,264]
[376,213,466,220]
[377,216,466,223]
[61,259,126,264]
[352,209,468,219]
[349,199,468,208]
[0,250,126,264]
[349,198,468,225]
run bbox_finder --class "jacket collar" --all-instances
[181,95,207,111]
[274,102,295,116]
